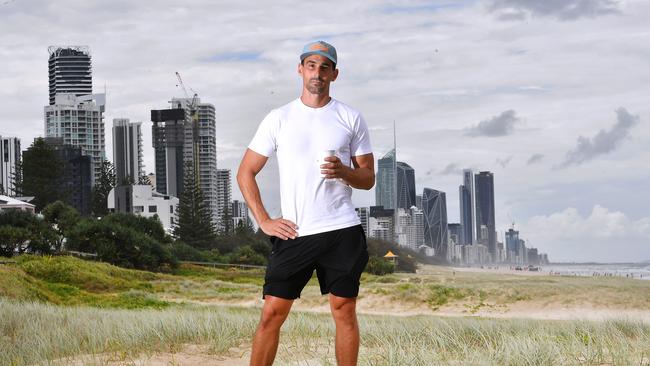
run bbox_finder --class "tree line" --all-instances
[3,138,420,274]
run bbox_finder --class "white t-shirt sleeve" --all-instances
[248,110,278,157]
[350,114,373,157]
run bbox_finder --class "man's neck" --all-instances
[300,92,331,108]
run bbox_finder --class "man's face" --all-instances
[298,54,338,95]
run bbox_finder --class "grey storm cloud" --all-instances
[527,154,545,165]
[489,0,620,21]
[558,108,640,168]
[465,110,519,137]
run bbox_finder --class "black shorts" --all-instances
[263,224,369,300]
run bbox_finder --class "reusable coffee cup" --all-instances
[320,150,336,178]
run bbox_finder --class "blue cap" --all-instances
[300,41,337,66]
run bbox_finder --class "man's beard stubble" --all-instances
[306,78,326,95]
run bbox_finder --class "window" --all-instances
[148,205,157,213]
[133,206,144,213]
[170,205,174,213]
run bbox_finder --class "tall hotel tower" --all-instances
[45,46,105,183]
[48,46,92,105]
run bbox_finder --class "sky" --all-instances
[1,0,648,262]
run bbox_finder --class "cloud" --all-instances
[465,110,520,137]
[496,155,513,168]
[519,205,650,262]
[558,108,640,168]
[440,163,463,175]
[527,154,544,165]
[489,0,620,21]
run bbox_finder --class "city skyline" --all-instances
[1,0,649,262]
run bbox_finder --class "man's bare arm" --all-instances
[321,153,375,190]
[237,148,298,240]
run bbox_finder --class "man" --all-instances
[237,40,375,366]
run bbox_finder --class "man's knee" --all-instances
[258,297,292,331]
[329,295,358,326]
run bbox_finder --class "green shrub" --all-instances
[365,256,395,275]
[66,218,177,271]
[0,210,59,256]
[225,245,266,266]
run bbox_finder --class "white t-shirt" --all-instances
[248,97,373,237]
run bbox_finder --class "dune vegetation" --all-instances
[1,255,650,365]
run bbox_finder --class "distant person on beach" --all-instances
[237,41,375,366]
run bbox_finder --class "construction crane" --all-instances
[175,71,199,112]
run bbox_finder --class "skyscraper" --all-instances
[195,102,218,221]
[44,93,106,183]
[112,119,143,185]
[396,161,416,209]
[459,169,476,245]
[422,188,448,258]
[475,171,496,258]
[375,149,395,209]
[151,97,219,223]
[48,46,92,105]
[151,107,185,196]
[0,137,20,196]
[217,169,232,229]
[505,228,519,262]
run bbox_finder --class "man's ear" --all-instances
[297,63,303,75]
[332,68,339,81]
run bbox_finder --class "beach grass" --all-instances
[2,256,650,364]
[1,299,649,365]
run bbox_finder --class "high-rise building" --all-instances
[151,107,185,196]
[151,97,219,223]
[48,46,92,105]
[375,149,395,209]
[42,137,92,215]
[459,169,476,245]
[396,161,416,209]
[410,206,425,248]
[505,228,519,262]
[112,119,144,185]
[195,102,219,221]
[448,223,462,246]
[368,205,394,241]
[415,194,422,210]
[217,169,232,228]
[422,188,448,259]
[0,137,20,196]
[355,207,369,235]
[475,171,496,259]
[231,199,250,228]
[44,94,106,183]
[396,206,424,250]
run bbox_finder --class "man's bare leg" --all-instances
[250,295,294,366]
[329,294,360,366]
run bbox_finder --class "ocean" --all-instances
[543,263,650,280]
